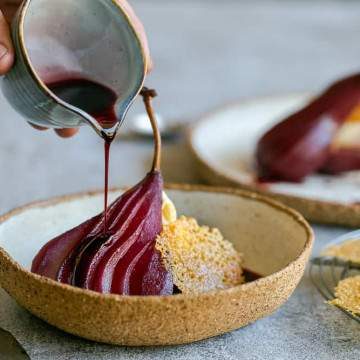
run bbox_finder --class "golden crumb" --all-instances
[156,216,244,294]
[329,275,360,315]
[323,239,360,264]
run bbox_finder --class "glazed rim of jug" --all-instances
[15,0,147,138]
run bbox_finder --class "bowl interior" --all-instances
[0,188,308,277]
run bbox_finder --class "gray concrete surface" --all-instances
[0,1,360,359]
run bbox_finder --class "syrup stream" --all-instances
[104,140,111,234]
[47,77,119,233]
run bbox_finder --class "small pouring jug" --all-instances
[1,0,147,139]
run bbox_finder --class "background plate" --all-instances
[190,94,360,227]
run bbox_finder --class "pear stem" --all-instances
[140,87,161,171]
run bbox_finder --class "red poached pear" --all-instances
[32,88,173,296]
[256,74,360,182]
[320,110,360,174]
[320,148,360,174]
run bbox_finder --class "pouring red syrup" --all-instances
[47,78,118,233]
[32,85,174,295]
[103,141,111,233]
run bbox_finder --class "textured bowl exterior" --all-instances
[0,185,313,346]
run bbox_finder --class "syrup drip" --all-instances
[47,78,118,233]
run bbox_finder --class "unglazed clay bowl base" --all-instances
[0,185,313,346]
[189,94,360,227]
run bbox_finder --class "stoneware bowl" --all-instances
[0,185,313,346]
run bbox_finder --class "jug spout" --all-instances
[46,76,123,141]
[100,124,121,142]
[63,99,121,142]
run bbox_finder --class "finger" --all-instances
[28,122,49,131]
[116,0,153,73]
[54,128,79,138]
[0,10,14,75]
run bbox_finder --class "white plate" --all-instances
[190,94,360,226]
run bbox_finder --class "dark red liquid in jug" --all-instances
[48,78,118,128]
[47,78,118,233]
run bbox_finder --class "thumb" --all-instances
[0,10,14,75]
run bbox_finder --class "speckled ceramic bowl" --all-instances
[0,185,313,346]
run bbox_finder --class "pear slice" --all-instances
[257,74,360,182]
[320,111,360,174]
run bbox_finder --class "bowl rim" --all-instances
[0,183,314,302]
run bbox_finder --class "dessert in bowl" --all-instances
[0,185,313,345]
[0,77,313,345]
